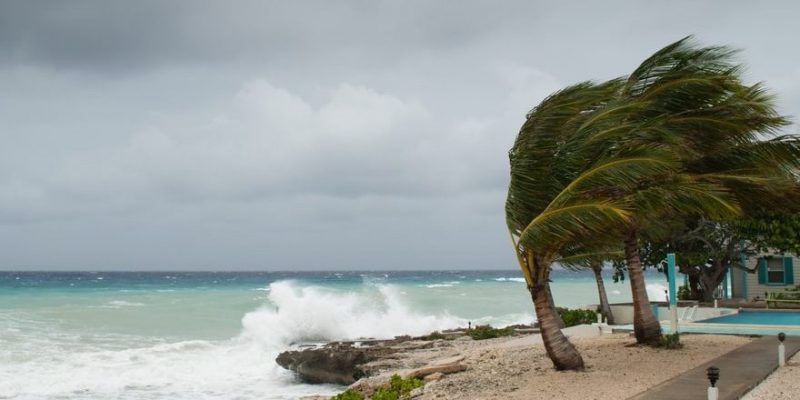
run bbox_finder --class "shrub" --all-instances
[465,324,514,340]
[417,331,450,341]
[371,374,424,400]
[556,307,597,327]
[657,332,683,349]
[677,285,691,300]
[330,388,363,400]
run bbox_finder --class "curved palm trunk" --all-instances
[591,262,614,325]
[546,284,566,328]
[530,282,584,371]
[624,227,662,344]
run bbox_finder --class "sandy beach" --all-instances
[741,349,800,399]
[421,333,749,399]
[324,326,753,400]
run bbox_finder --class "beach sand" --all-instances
[372,327,752,400]
[741,349,800,400]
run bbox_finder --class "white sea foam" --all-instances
[240,281,462,346]
[422,281,461,288]
[494,277,526,283]
[0,280,467,400]
[99,300,146,308]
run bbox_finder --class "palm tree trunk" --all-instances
[546,283,566,328]
[530,282,585,371]
[591,262,614,325]
[624,227,662,345]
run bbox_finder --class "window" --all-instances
[758,256,795,286]
[767,258,785,284]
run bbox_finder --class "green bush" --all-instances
[657,332,683,349]
[330,388,363,400]
[371,374,424,400]
[417,331,451,341]
[556,308,597,327]
[677,285,691,301]
[465,324,514,340]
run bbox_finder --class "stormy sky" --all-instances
[1,1,799,270]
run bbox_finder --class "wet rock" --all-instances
[276,338,423,385]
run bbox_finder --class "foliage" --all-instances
[556,308,598,327]
[736,210,800,255]
[767,287,800,300]
[330,389,363,400]
[657,332,683,349]
[417,331,451,341]
[677,285,691,301]
[506,35,798,362]
[465,325,514,340]
[371,374,424,400]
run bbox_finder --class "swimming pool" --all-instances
[616,309,800,336]
[701,310,800,325]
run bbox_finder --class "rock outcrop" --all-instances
[275,338,440,385]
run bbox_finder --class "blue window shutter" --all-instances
[784,257,795,285]
[757,258,767,284]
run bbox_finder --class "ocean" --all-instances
[0,270,668,399]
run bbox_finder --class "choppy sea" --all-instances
[0,270,668,399]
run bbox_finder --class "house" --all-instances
[730,252,798,301]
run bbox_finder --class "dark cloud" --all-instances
[0,1,798,269]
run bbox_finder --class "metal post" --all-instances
[779,332,786,367]
[707,366,719,400]
[667,253,678,333]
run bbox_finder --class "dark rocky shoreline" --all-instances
[276,336,447,385]
[275,325,539,386]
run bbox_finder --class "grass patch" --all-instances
[556,307,597,327]
[656,332,683,349]
[330,374,424,400]
[372,374,424,400]
[331,388,363,400]
[465,324,514,340]
[416,330,454,341]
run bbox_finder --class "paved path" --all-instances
[628,335,800,400]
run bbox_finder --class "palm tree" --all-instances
[606,37,794,344]
[506,80,681,369]
[591,262,614,324]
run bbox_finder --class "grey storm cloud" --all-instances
[1,1,799,269]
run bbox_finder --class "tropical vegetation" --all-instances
[506,36,799,368]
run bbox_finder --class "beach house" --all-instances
[730,252,799,302]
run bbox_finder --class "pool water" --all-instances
[702,310,800,325]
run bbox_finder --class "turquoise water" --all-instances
[702,310,800,325]
[0,270,666,399]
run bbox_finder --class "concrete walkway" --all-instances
[628,335,800,400]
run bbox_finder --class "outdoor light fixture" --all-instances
[707,366,719,387]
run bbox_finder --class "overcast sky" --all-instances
[1,1,799,270]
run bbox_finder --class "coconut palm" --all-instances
[590,262,614,324]
[506,80,682,369]
[604,37,795,343]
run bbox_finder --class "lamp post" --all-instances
[707,366,719,400]
[778,332,786,367]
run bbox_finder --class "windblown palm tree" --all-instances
[604,37,796,344]
[506,80,682,369]
[508,37,798,366]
